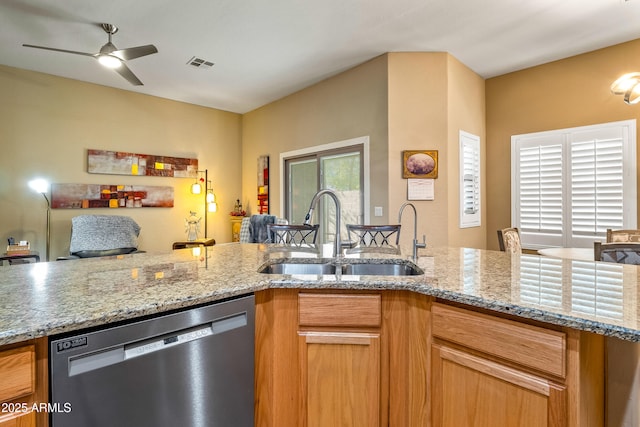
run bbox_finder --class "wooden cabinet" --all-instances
[298,293,383,427]
[0,412,35,427]
[230,216,244,242]
[432,343,566,426]
[431,303,604,427]
[300,331,381,426]
[256,291,604,427]
[255,289,430,427]
[0,339,48,427]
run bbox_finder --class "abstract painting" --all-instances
[87,149,198,178]
[257,155,269,214]
[51,184,174,209]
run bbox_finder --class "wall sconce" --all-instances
[191,170,217,237]
[28,178,51,261]
[611,72,640,104]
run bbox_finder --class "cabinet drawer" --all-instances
[299,293,381,327]
[432,303,566,378]
[0,345,35,402]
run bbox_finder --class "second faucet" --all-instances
[398,202,426,261]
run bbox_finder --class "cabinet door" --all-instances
[0,346,35,403]
[0,411,36,427]
[432,344,566,427]
[299,331,380,427]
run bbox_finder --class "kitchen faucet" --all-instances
[398,202,426,261]
[303,189,342,258]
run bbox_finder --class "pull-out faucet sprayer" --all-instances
[304,189,342,258]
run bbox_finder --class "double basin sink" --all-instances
[258,258,423,276]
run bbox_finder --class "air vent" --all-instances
[186,56,215,69]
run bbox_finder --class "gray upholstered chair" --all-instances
[57,215,142,260]
[594,241,640,264]
[238,215,288,243]
[497,227,522,253]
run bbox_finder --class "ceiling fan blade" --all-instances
[114,44,157,61]
[22,44,95,57]
[113,62,143,86]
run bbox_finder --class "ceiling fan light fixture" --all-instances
[22,23,156,86]
[98,54,122,68]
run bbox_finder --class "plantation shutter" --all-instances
[569,128,625,247]
[513,134,564,247]
[459,131,481,228]
[512,120,636,249]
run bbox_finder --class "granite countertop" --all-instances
[1,243,639,346]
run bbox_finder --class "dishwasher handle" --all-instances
[124,323,212,359]
[125,311,247,359]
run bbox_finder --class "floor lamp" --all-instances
[29,179,51,261]
[190,169,217,239]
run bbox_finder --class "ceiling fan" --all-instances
[23,23,158,86]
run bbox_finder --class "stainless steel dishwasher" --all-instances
[50,294,254,427]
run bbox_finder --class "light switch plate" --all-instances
[374,206,383,217]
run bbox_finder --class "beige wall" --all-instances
[387,52,486,248]
[388,52,449,248]
[241,55,389,221]
[0,65,242,259]
[486,39,640,250]
[446,55,486,248]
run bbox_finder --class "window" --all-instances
[512,120,637,249]
[459,131,481,228]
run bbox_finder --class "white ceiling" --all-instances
[2,0,640,114]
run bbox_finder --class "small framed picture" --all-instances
[402,150,438,179]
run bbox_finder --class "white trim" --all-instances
[279,136,370,224]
